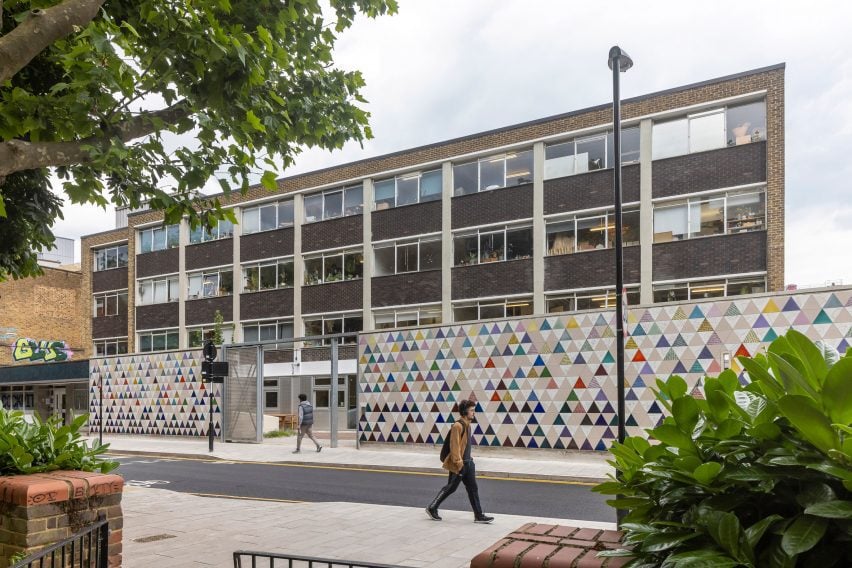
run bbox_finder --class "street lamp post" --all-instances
[608,45,632,525]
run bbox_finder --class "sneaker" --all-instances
[317,446,323,453]
[425,507,442,521]
[474,515,494,524]
[292,450,301,454]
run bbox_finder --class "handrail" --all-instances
[11,515,109,568]
[233,551,404,568]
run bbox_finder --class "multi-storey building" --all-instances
[82,64,784,427]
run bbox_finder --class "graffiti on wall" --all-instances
[12,338,73,362]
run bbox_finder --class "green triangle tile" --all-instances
[814,310,832,324]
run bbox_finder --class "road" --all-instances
[112,454,615,523]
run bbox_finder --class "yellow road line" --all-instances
[110,453,599,486]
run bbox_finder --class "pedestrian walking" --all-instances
[426,399,494,523]
[293,394,323,454]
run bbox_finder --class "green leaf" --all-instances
[640,531,699,553]
[704,511,743,560]
[797,483,836,508]
[673,396,700,434]
[650,424,696,452]
[662,550,740,568]
[777,395,839,453]
[822,357,852,425]
[781,515,827,555]
[804,501,852,519]
[245,109,266,132]
[745,515,782,550]
[769,352,819,400]
[785,329,829,386]
[667,375,688,399]
[693,461,722,485]
[260,171,278,191]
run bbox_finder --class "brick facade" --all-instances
[92,268,127,293]
[372,201,442,241]
[0,267,87,366]
[652,142,766,198]
[452,184,533,229]
[371,270,442,307]
[91,315,129,340]
[545,247,641,291]
[135,303,179,330]
[240,228,294,262]
[185,238,235,270]
[184,296,233,326]
[302,280,363,315]
[452,259,534,300]
[302,215,363,252]
[240,288,295,320]
[81,231,129,355]
[544,165,640,215]
[652,231,767,281]
[135,248,179,278]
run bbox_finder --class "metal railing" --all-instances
[233,551,404,568]
[11,515,109,568]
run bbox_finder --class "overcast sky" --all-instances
[54,0,852,286]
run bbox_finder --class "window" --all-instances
[652,101,767,160]
[139,329,179,352]
[189,218,235,244]
[242,319,294,343]
[137,276,179,305]
[546,208,640,255]
[187,269,233,299]
[242,200,295,234]
[546,288,640,313]
[653,276,766,303]
[188,325,234,348]
[93,291,128,317]
[94,245,128,271]
[544,128,640,180]
[453,149,533,196]
[653,189,766,243]
[243,259,294,292]
[139,225,179,253]
[94,338,128,357]
[303,250,363,285]
[453,298,533,322]
[374,170,442,210]
[454,225,533,266]
[304,185,363,223]
[373,237,442,276]
[303,314,362,345]
[374,305,442,330]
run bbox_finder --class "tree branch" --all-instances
[0,102,190,177]
[0,0,106,84]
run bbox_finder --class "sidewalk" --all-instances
[123,487,617,568]
[94,435,613,482]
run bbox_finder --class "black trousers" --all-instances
[434,460,483,515]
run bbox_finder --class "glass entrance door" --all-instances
[312,375,357,431]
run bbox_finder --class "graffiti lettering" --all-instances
[12,338,72,363]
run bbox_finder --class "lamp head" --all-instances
[608,46,633,72]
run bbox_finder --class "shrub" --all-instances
[0,405,118,476]
[595,330,852,567]
[264,429,295,438]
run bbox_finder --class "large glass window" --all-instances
[189,218,235,244]
[652,119,689,160]
[93,291,128,317]
[653,276,766,303]
[726,102,766,146]
[94,244,128,272]
[139,225,179,254]
[242,201,295,235]
[546,288,640,313]
[453,225,533,266]
[545,128,640,180]
[546,208,640,255]
[653,189,766,243]
[139,329,179,352]
[453,149,533,196]
[374,170,443,210]
[304,185,363,223]
[303,314,362,345]
[242,259,294,292]
[689,110,726,154]
[242,319,294,343]
[303,250,363,285]
[187,269,233,299]
[94,338,128,357]
[137,276,179,305]
[453,297,533,322]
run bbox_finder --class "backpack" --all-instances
[439,423,466,462]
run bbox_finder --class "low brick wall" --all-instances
[0,471,123,567]
[471,523,629,568]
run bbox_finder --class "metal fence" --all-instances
[11,515,109,568]
[233,551,403,568]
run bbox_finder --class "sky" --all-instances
[53,0,852,286]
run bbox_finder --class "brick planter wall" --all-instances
[0,471,123,567]
[471,524,629,568]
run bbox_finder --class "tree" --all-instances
[212,309,225,345]
[0,0,397,279]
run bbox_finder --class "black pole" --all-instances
[209,384,214,452]
[99,378,103,446]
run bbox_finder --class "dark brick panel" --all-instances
[135,303,179,330]
[264,350,294,364]
[186,238,234,270]
[653,231,767,281]
[544,247,641,291]
[240,228,294,262]
[302,215,363,253]
[452,184,533,229]
[185,296,233,326]
[91,316,128,339]
[371,270,442,307]
[451,259,533,300]
[302,345,358,362]
[240,288,294,320]
[92,269,128,293]
[372,201,442,241]
[543,164,640,215]
[136,248,179,278]
[302,279,363,314]
[653,142,766,198]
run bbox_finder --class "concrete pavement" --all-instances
[123,487,617,568]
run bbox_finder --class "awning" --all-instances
[0,360,89,385]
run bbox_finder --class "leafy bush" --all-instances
[0,405,118,476]
[595,330,852,567]
[264,429,295,438]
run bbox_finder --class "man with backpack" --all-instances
[426,399,494,524]
[293,393,323,454]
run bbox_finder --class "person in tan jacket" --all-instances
[425,399,494,523]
